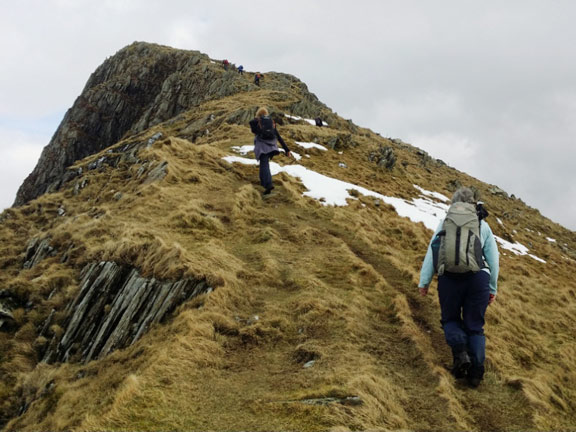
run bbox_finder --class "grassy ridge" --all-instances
[1,76,575,431]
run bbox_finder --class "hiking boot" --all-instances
[451,351,471,379]
[468,377,482,388]
[467,365,484,388]
[263,186,275,195]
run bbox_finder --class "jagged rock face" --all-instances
[0,300,15,330]
[13,42,253,206]
[14,42,332,207]
[23,237,56,269]
[368,145,396,170]
[43,261,212,364]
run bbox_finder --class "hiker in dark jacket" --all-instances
[249,107,293,195]
[418,187,499,388]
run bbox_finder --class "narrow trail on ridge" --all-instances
[247,190,456,430]
[321,210,536,431]
[216,135,537,429]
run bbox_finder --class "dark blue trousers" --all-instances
[259,152,273,190]
[438,271,490,374]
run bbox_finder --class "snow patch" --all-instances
[231,145,253,155]
[223,156,446,230]
[497,217,503,225]
[279,148,302,161]
[284,114,328,126]
[494,237,529,255]
[413,185,449,202]
[546,237,556,243]
[529,254,547,264]
[494,236,546,263]
[294,141,327,151]
[222,156,258,166]
[223,156,547,264]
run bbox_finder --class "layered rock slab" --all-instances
[44,261,211,363]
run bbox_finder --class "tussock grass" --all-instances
[1,70,575,431]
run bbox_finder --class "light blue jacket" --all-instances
[418,219,500,294]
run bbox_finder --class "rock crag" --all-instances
[43,261,212,364]
[14,42,332,206]
[13,42,241,205]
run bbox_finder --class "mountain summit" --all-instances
[1,42,575,431]
[14,42,329,206]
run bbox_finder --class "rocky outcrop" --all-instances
[489,185,509,198]
[23,237,56,269]
[14,42,333,207]
[13,42,249,206]
[0,290,18,331]
[43,261,212,364]
[0,302,15,330]
[327,133,358,151]
[368,145,397,170]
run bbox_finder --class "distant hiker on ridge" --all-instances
[249,107,294,195]
[418,187,499,388]
[222,59,229,70]
[254,72,262,86]
[315,116,323,127]
[238,65,244,75]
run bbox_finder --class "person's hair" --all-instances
[451,187,476,204]
[256,107,269,118]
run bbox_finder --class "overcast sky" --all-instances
[1,0,575,230]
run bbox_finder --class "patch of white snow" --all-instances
[222,156,258,166]
[222,156,549,265]
[284,114,328,126]
[231,145,253,155]
[223,156,446,230]
[413,185,450,202]
[529,254,547,263]
[294,141,327,151]
[494,236,547,263]
[494,237,529,255]
[279,148,302,160]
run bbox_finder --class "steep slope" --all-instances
[1,43,575,431]
[13,42,331,206]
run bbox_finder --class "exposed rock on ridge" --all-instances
[13,42,240,205]
[43,261,212,364]
[1,40,576,432]
[14,42,333,207]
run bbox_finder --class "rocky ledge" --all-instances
[43,261,212,363]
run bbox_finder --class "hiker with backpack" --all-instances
[249,107,294,195]
[254,72,262,86]
[418,187,499,388]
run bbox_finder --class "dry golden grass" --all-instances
[1,70,575,432]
